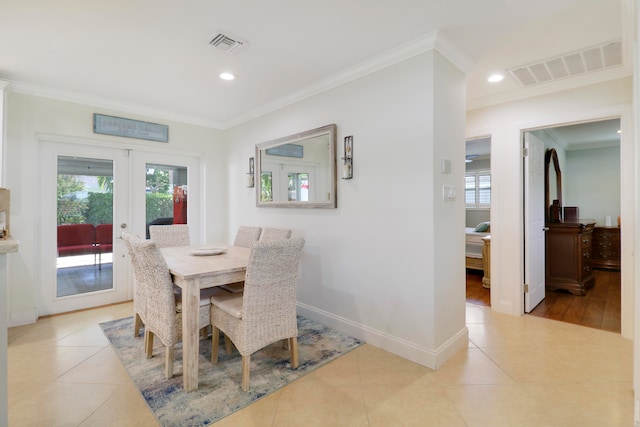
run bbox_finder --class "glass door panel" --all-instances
[145,163,188,238]
[129,151,201,246]
[56,156,113,297]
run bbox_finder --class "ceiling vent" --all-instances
[508,40,622,87]
[209,32,246,53]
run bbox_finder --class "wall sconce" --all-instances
[342,135,353,180]
[246,157,255,188]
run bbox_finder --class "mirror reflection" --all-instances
[256,124,336,208]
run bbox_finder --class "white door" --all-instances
[524,132,546,312]
[39,142,131,315]
[39,142,203,316]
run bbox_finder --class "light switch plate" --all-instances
[442,185,456,201]
[441,159,451,174]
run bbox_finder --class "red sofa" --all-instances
[57,224,113,267]
[57,224,97,257]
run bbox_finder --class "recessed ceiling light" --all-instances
[488,73,504,83]
[219,72,236,81]
[617,129,622,134]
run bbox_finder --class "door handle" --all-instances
[542,227,549,232]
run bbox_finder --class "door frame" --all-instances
[516,107,632,338]
[36,133,204,316]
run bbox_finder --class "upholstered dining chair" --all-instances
[233,226,262,248]
[210,237,305,391]
[122,232,147,341]
[124,233,219,379]
[149,224,190,248]
[220,226,263,293]
[260,227,292,241]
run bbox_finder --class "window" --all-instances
[465,170,491,208]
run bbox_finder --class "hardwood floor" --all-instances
[466,268,621,333]
[465,269,490,306]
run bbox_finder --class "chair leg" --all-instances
[241,355,251,391]
[165,345,175,379]
[211,326,220,364]
[224,336,233,354]
[133,313,143,338]
[289,337,299,369]
[145,330,154,358]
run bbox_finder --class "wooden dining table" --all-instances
[161,244,250,391]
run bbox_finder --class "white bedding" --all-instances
[465,227,489,258]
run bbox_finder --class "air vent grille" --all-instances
[209,33,245,53]
[508,40,622,87]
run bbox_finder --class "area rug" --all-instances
[100,316,363,426]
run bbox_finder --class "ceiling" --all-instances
[0,1,631,130]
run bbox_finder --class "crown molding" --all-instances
[7,80,224,129]
[224,30,474,128]
[467,65,632,111]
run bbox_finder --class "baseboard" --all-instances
[8,310,37,327]
[297,302,468,370]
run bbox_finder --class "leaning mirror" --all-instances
[256,124,337,208]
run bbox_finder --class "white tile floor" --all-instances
[8,302,634,426]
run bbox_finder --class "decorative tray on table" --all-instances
[189,247,226,256]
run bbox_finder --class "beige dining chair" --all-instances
[260,227,292,241]
[210,237,305,391]
[124,234,221,379]
[122,232,147,342]
[220,226,263,293]
[149,224,190,248]
[233,226,262,248]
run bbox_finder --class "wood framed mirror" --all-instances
[255,124,337,208]
[544,148,562,223]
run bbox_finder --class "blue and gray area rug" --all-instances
[100,316,363,426]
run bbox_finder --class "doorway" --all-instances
[38,140,203,316]
[522,118,622,332]
[465,136,491,306]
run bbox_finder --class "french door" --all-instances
[39,142,130,315]
[39,140,202,316]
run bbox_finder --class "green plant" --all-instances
[86,192,113,225]
[145,192,173,223]
[57,198,88,225]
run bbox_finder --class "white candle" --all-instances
[246,174,254,187]
[342,163,352,179]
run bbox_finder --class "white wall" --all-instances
[565,146,621,225]
[225,50,467,367]
[466,77,634,339]
[5,92,228,324]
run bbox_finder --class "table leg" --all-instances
[182,278,200,391]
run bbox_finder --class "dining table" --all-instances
[161,244,250,392]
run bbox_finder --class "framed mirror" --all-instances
[544,148,562,223]
[256,124,337,208]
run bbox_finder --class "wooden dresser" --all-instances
[591,226,621,270]
[545,220,595,296]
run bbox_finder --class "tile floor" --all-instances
[8,302,634,426]
[57,255,113,297]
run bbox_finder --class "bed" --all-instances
[465,223,490,270]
